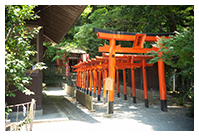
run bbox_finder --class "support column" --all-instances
[82,71,84,92]
[131,68,136,103]
[98,70,101,101]
[78,71,80,89]
[103,69,108,104]
[89,70,93,96]
[80,71,82,91]
[76,71,79,89]
[108,38,116,114]
[123,69,127,100]
[86,70,89,94]
[83,71,86,93]
[158,56,167,112]
[142,59,148,108]
[93,69,97,98]
[78,71,80,90]
[116,69,120,97]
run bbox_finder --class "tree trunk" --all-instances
[169,12,177,32]
[5,74,9,93]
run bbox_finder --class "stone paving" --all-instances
[32,87,194,131]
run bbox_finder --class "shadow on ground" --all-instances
[41,94,99,123]
[37,87,194,131]
[91,92,194,131]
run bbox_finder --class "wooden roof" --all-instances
[35,5,87,43]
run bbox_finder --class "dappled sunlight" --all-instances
[34,87,194,131]
[128,105,138,110]
[43,87,66,96]
[42,90,65,96]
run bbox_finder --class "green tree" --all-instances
[149,29,194,116]
[70,5,193,56]
[5,5,47,115]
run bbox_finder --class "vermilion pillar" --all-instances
[89,70,93,96]
[158,52,167,112]
[103,69,108,104]
[82,71,84,92]
[123,69,127,100]
[108,38,116,114]
[131,68,136,103]
[93,70,97,98]
[83,71,86,92]
[86,70,89,94]
[79,71,82,91]
[116,69,120,97]
[142,59,148,108]
[98,70,101,101]
[78,71,80,89]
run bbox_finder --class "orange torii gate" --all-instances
[93,28,175,113]
[74,54,155,109]
[74,58,104,97]
[99,53,154,107]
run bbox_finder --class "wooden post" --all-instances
[82,71,84,92]
[5,119,11,131]
[131,68,136,103]
[158,53,167,111]
[83,71,86,93]
[142,59,148,108]
[108,38,116,114]
[89,70,93,96]
[30,99,35,131]
[76,71,79,89]
[93,70,97,98]
[123,69,127,100]
[79,71,82,90]
[103,69,108,104]
[87,70,89,94]
[116,69,120,97]
[98,70,101,101]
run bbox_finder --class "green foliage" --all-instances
[43,67,64,86]
[149,29,194,77]
[5,5,47,115]
[149,29,194,116]
[43,42,56,67]
[5,102,12,116]
[66,5,194,58]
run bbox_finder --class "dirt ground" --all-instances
[32,87,194,131]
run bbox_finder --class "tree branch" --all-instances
[5,24,16,43]
[10,88,18,93]
[156,25,164,32]
[153,5,168,19]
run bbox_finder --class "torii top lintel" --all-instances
[93,28,175,41]
[93,28,175,53]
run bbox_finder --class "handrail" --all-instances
[5,99,36,131]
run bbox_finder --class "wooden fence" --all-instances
[5,99,36,131]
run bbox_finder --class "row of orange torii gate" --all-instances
[73,28,175,114]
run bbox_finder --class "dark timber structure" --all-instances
[6,5,87,113]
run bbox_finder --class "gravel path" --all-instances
[33,87,194,131]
